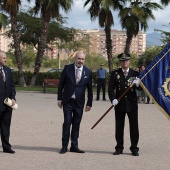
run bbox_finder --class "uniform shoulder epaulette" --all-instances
[113,68,119,72]
[112,68,119,75]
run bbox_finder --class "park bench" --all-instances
[43,79,60,93]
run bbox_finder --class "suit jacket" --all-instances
[0,66,16,112]
[58,63,93,108]
[108,68,140,112]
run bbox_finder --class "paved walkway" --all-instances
[1,92,170,170]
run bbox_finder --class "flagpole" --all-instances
[91,83,134,129]
[92,45,170,129]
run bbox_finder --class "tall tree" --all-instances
[119,0,162,54]
[155,23,170,45]
[0,13,8,29]
[16,11,73,50]
[59,29,91,64]
[30,0,73,86]
[160,0,170,5]
[84,0,125,73]
[0,0,27,86]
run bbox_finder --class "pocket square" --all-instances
[84,76,87,78]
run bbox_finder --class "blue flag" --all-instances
[138,43,170,121]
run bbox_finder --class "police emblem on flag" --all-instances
[139,43,170,120]
[162,78,170,96]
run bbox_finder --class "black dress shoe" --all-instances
[70,147,85,153]
[3,149,15,154]
[103,99,106,101]
[60,147,67,154]
[132,152,139,156]
[113,150,123,155]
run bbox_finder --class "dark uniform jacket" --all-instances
[108,68,140,112]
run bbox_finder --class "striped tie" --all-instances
[124,70,128,77]
[76,68,81,84]
[0,68,5,82]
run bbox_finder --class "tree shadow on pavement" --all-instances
[13,145,60,153]
[84,150,112,154]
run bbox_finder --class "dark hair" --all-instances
[139,64,146,72]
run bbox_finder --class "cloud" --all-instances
[21,0,170,34]
[63,1,170,33]
[148,5,170,33]
[62,1,100,30]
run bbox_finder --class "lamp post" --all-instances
[58,39,61,69]
[58,49,60,69]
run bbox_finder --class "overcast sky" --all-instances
[22,0,170,34]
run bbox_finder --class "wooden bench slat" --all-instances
[43,79,60,93]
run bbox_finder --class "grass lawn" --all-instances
[15,85,97,93]
[15,85,57,93]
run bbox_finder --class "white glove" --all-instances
[112,99,119,106]
[133,77,140,87]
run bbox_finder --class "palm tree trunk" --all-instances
[105,27,113,73]
[31,18,49,86]
[124,33,133,54]
[11,15,26,87]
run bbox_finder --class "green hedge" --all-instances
[12,71,110,86]
[12,71,62,86]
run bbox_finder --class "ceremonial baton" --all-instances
[91,80,135,130]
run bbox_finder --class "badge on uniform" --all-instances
[117,75,120,79]
[127,77,135,86]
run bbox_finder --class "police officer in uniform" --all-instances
[108,53,140,156]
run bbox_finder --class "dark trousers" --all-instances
[62,99,83,148]
[0,108,12,150]
[97,78,106,100]
[147,96,150,103]
[115,110,139,152]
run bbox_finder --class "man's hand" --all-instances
[85,106,91,112]
[11,99,16,106]
[133,77,140,87]
[112,99,119,106]
[57,101,62,109]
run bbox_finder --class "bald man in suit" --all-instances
[0,51,16,154]
[57,51,93,154]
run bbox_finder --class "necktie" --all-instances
[76,68,81,84]
[124,70,128,77]
[0,68,5,82]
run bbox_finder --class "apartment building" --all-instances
[45,29,146,60]
[45,39,69,60]
[0,27,146,59]
[79,29,146,58]
[0,27,13,52]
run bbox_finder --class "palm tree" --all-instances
[30,0,73,86]
[119,0,162,54]
[1,0,27,86]
[84,0,125,73]
[0,13,8,29]
[160,0,170,5]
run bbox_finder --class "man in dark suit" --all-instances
[57,51,93,154]
[0,51,16,154]
[108,53,140,156]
